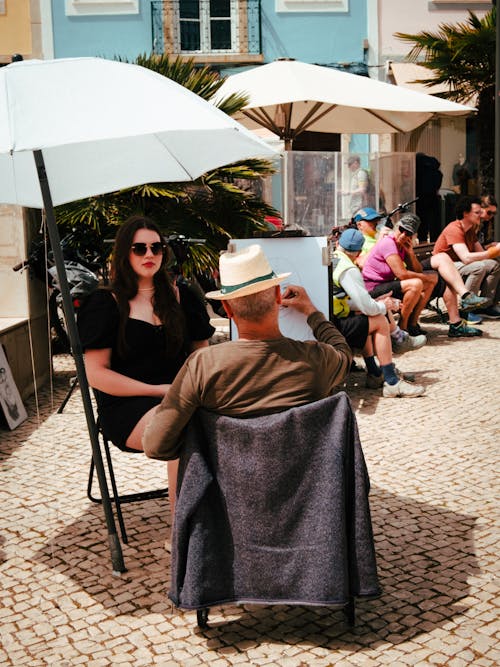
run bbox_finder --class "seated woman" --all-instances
[77,215,215,510]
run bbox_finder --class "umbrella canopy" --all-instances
[214,59,475,149]
[0,57,276,574]
[0,57,276,207]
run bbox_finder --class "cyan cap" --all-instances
[339,228,365,252]
[353,207,381,223]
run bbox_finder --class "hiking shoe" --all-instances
[407,324,428,337]
[366,373,384,389]
[383,379,425,398]
[475,305,500,320]
[392,331,427,353]
[448,321,483,337]
[458,311,483,325]
[459,293,489,312]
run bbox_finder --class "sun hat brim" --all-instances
[205,272,291,300]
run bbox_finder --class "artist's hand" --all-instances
[281,285,317,317]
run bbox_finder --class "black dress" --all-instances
[77,284,215,449]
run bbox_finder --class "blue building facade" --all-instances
[51,1,367,71]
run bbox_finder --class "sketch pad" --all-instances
[231,237,331,341]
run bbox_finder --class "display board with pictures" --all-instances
[0,344,28,430]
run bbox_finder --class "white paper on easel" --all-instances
[0,344,28,430]
[231,237,330,342]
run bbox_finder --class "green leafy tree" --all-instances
[56,54,279,275]
[395,7,496,193]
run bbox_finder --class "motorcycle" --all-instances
[13,229,105,353]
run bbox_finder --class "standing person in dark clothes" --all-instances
[415,152,443,243]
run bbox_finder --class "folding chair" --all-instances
[170,393,381,630]
[87,426,169,544]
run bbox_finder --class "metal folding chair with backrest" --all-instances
[86,422,169,545]
[169,392,381,629]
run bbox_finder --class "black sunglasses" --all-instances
[485,210,497,217]
[401,229,414,237]
[130,242,165,257]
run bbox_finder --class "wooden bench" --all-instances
[413,242,434,262]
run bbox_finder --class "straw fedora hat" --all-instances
[205,244,290,300]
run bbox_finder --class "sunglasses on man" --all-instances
[484,209,497,218]
[130,242,166,257]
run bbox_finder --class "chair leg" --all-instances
[197,608,210,629]
[87,435,169,545]
[102,438,129,544]
[87,448,128,544]
[343,597,355,625]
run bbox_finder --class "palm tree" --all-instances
[56,54,279,275]
[395,7,496,193]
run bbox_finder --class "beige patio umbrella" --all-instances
[214,59,474,150]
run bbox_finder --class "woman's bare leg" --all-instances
[399,278,423,330]
[125,405,177,521]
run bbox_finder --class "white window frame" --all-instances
[276,0,348,13]
[65,1,139,16]
[175,0,239,55]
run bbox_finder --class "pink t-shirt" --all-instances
[361,235,406,290]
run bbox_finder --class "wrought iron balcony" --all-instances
[151,0,262,62]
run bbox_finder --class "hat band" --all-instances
[220,271,276,295]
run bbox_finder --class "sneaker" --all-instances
[392,331,427,353]
[366,373,384,389]
[475,305,500,320]
[407,324,428,337]
[459,293,489,312]
[383,379,425,398]
[448,321,483,338]
[458,311,483,325]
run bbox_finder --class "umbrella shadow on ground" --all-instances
[32,484,479,651]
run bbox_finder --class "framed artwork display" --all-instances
[0,344,28,430]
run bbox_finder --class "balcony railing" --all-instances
[151,0,261,60]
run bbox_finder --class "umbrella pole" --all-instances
[34,150,126,574]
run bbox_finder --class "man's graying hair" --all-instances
[228,286,277,321]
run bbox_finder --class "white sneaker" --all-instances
[392,331,426,353]
[383,379,425,398]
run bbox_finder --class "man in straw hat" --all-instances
[143,244,352,467]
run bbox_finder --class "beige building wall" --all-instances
[0,205,29,318]
[368,1,486,164]
[378,0,490,61]
[0,0,45,63]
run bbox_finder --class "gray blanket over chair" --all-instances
[169,392,381,609]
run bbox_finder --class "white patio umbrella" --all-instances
[0,57,276,572]
[214,59,475,149]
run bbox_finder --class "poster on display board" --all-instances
[0,344,28,430]
[230,237,331,341]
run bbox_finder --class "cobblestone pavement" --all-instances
[1,316,499,666]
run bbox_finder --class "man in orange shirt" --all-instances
[433,196,500,319]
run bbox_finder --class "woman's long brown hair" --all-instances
[110,215,185,358]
